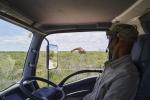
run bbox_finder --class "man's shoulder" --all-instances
[116,62,139,78]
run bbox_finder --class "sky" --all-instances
[42,31,108,51]
[0,19,32,51]
[0,19,108,51]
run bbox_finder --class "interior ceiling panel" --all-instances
[6,0,137,25]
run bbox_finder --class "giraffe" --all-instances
[71,47,86,54]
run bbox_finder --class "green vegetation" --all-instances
[0,51,107,90]
[0,52,26,91]
[36,51,107,86]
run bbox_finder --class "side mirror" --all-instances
[46,44,58,70]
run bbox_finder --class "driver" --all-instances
[83,23,140,100]
[65,24,139,100]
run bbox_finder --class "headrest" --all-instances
[131,34,150,74]
[140,12,150,34]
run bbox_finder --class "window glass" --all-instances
[0,19,32,91]
[37,31,108,86]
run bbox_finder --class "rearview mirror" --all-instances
[46,44,58,70]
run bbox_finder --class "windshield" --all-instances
[0,19,32,91]
[37,31,108,86]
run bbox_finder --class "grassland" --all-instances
[0,51,107,90]
[0,52,26,91]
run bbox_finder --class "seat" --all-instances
[131,34,150,100]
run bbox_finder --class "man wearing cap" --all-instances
[65,24,139,100]
[83,24,139,100]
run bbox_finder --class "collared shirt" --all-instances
[84,55,139,100]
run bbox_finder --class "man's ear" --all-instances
[117,38,132,53]
[115,36,119,44]
[111,38,120,60]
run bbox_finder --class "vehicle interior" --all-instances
[0,0,150,100]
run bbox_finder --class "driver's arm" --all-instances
[103,74,139,100]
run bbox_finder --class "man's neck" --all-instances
[112,50,130,60]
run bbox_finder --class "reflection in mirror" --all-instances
[48,44,58,69]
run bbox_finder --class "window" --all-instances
[37,31,108,86]
[0,19,32,91]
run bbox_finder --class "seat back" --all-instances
[131,34,150,100]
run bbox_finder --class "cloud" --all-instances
[40,31,108,51]
[0,33,32,51]
[0,23,108,52]
[0,19,33,51]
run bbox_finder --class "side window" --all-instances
[37,31,108,86]
[0,19,32,91]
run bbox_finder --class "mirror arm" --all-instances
[45,38,50,86]
[45,38,49,69]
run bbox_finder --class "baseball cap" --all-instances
[106,24,138,42]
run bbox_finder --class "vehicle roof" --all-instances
[0,0,149,35]
[4,0,136,25]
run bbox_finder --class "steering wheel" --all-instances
[19,76,65,100]
[58,69,102,87]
